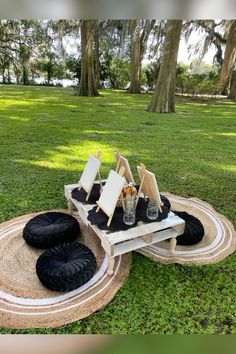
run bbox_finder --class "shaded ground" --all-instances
[176,94,235,104]
[0,85,235,334]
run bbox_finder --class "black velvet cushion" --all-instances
[71,182,105,204]
[88,197,170,232]
[36,242,97,292]
[23,212,80,249]
[71,182,171,211]
[173,211,205,245]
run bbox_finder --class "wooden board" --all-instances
[137,164,163,211]
[96,170,126,225]
[113,229,179,256]
[78,155,101,194]
[106,211,184,245]
[115,150,135,184]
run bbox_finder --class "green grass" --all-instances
[0,85,235,334]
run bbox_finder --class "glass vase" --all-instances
[146,199,159,220]
[123,196,136,226]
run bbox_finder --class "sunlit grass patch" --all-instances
[0,85,236,334]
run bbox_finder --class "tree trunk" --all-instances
[94,27,101,89]
[2,67,6,84]
[78,20,99,97]
[140,20,155,68]
[228,70,236,100]
[129,20,141,94]
[16,74,20,85]
[47,70,51,85]
[147,20,182,113]
[7,65,11,84]
[20,43,30,85]
[47,63,52,85]
[22,64,29,85]
[128,20,155,94]
[220,20,236,95]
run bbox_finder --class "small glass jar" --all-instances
[146,199,159,220]
[123,196,136,225]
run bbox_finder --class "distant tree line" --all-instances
[1,19,236,113]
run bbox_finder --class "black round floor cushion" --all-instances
[23,212,80,249]
[173,211,205,245]
[36,242,97,292]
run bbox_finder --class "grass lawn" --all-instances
[0,85,235,334]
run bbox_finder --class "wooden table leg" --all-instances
[68,200,73,215]
[107,257,115,276]
[170,237,177,255]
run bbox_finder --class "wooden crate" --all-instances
[88,211,184,257]
[65,183,185,259]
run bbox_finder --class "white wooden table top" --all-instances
[65,183,185,248]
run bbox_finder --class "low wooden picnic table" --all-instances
[65,183,185,275]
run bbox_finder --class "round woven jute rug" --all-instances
[138,193,236,265]
[0,210,131,329]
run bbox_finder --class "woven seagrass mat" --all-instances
[138,193,236,265]
[0,209,131,329]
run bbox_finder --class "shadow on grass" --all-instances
[0,86,235,226]
[1,87,236,335]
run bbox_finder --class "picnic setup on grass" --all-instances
[0,150,235,329]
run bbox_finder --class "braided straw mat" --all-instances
[0,210,131,329]
[138,193,236,265]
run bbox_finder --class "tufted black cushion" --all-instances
[173,211,205,245]
[36,242,97,292]
[23,212,80,249]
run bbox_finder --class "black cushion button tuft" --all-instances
[36,242,97,291]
